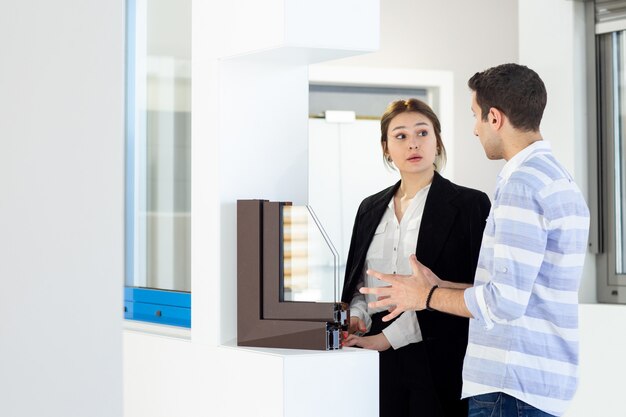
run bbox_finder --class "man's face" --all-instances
[471,92,502,160]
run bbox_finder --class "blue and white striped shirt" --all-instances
[462,141,590,416]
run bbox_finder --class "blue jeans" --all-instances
[468,392,556,417]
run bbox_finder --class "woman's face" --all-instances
[385,111,438,176]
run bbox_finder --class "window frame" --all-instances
[594,29,626,302]
[124,0,191,327]
[237,200,348,350]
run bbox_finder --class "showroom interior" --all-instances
[2,1,626,416]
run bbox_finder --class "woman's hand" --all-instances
[343,332,391,352]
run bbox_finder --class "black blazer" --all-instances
[341,171,491,404]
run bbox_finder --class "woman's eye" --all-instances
[395,134,406,140]
[417,131,428,137]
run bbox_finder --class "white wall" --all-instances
[315,0,519,194]
[0,2,124,417]
[568,304,626,417]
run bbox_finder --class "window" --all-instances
[236,200,348,350]
[593,0,626,303]
[596,30,626,302]
[124,0,191,326]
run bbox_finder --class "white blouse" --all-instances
[349,184,431,350]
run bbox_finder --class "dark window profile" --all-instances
[596,31,626,303]
[237,200,348,350]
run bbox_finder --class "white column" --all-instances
[192,0,379,345]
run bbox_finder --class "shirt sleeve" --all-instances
[465,285,494,329]
[465,180,548,329]
[382,311,423,349]
[349,292,372,333]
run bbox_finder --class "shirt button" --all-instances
[502,267,508,273]
[393,271,396,274]
[393,247,397,251]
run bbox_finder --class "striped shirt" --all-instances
[462,141,590,416]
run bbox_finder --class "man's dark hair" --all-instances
[468,63,546,132]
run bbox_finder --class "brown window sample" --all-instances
[237,200,348,350]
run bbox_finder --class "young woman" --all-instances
[341,99,491,417]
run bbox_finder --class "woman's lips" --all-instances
[407,155,422,162]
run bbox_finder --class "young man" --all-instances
[360,63,590,417]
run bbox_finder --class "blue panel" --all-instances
[124,287,191,328]
[125,287,191,308]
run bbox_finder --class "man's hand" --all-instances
[348,316,367,335]
[359,254,436,322]
[343,332,391,352]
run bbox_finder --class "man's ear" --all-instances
[488,107,505,131]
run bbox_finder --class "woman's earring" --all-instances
[386,155,393,163]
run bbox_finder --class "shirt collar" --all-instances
[498,140,550,183]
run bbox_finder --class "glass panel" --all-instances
[616,32,626,273]
[126,0,191,292]
[282,205,339,303]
